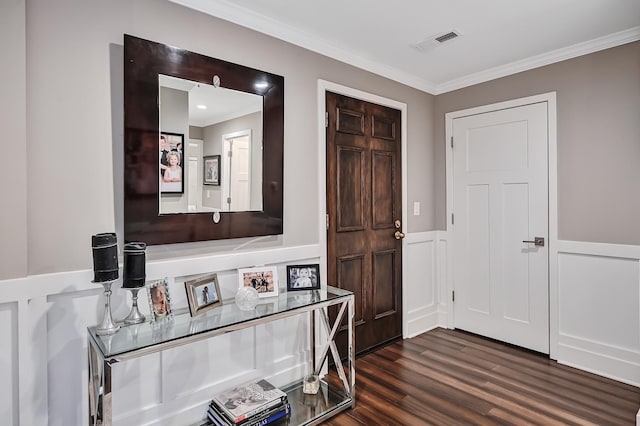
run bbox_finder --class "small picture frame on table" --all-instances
[185,273,222,316]
[238,266,278,298]
[286,264,321,291]
[147,278,173,323]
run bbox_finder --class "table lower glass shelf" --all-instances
[196,379,353,426]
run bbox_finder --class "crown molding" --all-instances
[169,0,437,93]
[434,26,640,94]
[170,1,639,96]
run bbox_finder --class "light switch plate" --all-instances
[413,202,421,216]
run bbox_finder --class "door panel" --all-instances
[336,146,365,231]
[453,102,549,353]
[327,91,403,355]
[371,151,395,228]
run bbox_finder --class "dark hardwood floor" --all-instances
[324,328,640,425]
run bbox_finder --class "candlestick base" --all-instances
[95,280,120,335]
[123,287,146,325]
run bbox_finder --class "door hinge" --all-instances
[325,111,329,128]
[326,214,329,230]
[227,150,232,158]
[452,291,455,302]
[451,213,454,225]
[450,136,454,149]
[226,197,231,204]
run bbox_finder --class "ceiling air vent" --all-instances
[435,31,459,43]
[411,29,462,52]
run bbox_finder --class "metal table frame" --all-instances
[88,287,354,425]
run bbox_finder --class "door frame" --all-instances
[317,79,409,337]
[445,92,559,358]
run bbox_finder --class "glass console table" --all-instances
[88,286,355,425]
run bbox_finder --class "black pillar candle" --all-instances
[91,233,119,283]
[122,242,146,288]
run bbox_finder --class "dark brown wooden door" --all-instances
[326,91,403,355]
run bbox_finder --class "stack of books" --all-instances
[207,379,290,426]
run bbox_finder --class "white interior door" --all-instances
[229,136,250,211]
[452,102,549,353]
[186,139,202,212]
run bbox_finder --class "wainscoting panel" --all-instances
[403,231,440,337]
[0,244,320,426]
[556,241,640,387]
[0,302,18,426]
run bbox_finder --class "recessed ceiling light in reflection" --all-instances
[196,104,207,109]
[255,82,268,89]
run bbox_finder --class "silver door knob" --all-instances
[522,237,545,247]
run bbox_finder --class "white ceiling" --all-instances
[170,0,640,94]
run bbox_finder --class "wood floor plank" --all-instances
[323,328,640,426]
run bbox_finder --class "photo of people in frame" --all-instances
[238,267,278,298]
[147,279,173,322]
[160,132,184,194]
[286,264,321,291]
[185,273,222,316]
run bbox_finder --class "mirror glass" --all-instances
[123,34,283,246]
[159,75,263,214]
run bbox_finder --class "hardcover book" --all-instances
[211,379,288,423]
[208,402,291,426]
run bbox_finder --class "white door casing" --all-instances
[448,96,555,354]
[221,130,252,212]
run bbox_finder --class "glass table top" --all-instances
[88,286,352,358]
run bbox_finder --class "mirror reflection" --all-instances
[159,74,263,214]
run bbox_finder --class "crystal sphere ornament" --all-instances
[235,286,259,311]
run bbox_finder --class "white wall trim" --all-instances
[404,231,441,337]
[434,26,640,94]
[0,244,321,425]
[444,92,559,355]
[316,79,409,333]
[169,1,639,95]
[554,240,640,388]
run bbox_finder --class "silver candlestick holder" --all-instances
[95,279,120,335]
[123,287,145,325]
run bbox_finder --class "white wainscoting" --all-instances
[555,240,640,388]
[0,244,321,426]
[431,232,640,389]
[403,231,447,338]
[2,238,639,424]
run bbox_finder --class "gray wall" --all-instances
[1,0,27,279]
[5,0,434,278]
[434,41,640,245]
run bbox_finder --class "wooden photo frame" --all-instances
[203,155,221,186]
[185,273,222,316]
[160,132,184,194]
[238,266,278,298]
[286,264,321,291]
[147,278,173,322]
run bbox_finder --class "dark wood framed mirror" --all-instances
[124,34,283,245]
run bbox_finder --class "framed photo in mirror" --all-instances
[185,273,222,316]
[203,155,220,186]
[160,132,184,194]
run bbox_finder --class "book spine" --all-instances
[207,409,230,426]
[216,395,288,423]
[244,404,291,426]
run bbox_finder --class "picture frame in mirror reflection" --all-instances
[185,273,222,316]
[203,155,220,186]
[146,278,173,323]
[159,132,184,194]
[238,266,278,298]
[287,264,321,291]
